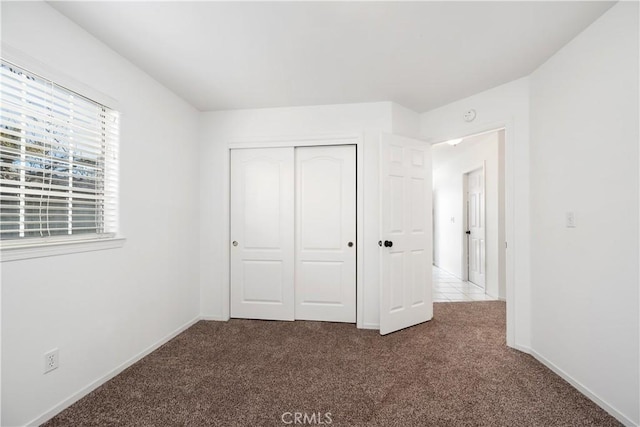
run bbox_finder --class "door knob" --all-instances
[348,242,354,247]
[232,241,238,246]
[465,231,471,235]
[384,240,393,248]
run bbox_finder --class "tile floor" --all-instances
[432,265,497,302]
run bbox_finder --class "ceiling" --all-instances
[50,1,614,113]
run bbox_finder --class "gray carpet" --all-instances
[44,302,621,426]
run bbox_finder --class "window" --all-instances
[0,59,119,246]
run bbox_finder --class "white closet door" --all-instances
[230,148,295,321]
[295,145,356,322]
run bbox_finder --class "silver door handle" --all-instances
[232,241,238,246]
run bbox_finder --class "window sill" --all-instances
[0,237,126,262]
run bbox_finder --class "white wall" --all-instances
[420,77,531,350]
[2,2,636,426]
[1,3,201,426]
[497,130,506,299]
[391,102,421,138]
[199,102,395,329]
[529,2,639,425]
[432,131,505,299]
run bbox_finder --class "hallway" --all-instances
[432,266,497,302]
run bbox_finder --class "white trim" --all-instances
[355,137,365,329]
[229,133,360,147]
[361,322,380,330]
[222,146,231,321]
[429,121,517,349]
[502,121,517,350]
[530,349,637,427]
[24,317,632,427]
[1,43,119,110]
[229,139,357,149]
[1,237,126,262]
[201,315,227,321]
[27,316,201,427]
[513,343,531,354]
[432,127,501,146]
[1,47,122,259]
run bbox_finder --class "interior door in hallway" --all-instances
[230,147,295,321]
[295,145,356,322]
[466,167,486,288]
[379,134,433,335]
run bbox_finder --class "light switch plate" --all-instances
[565,211,576,228]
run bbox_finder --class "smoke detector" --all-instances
[464,109,476,122]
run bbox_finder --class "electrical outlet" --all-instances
[44,349,59,374]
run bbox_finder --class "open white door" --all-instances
[380,134,433,335]
[466,167,486,288]
[230,148,295,321]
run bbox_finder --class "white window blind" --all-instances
[0,59,119,242]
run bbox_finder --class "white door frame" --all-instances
[432,123,515,349]
[222,135,365,328]
[461,163,486,284]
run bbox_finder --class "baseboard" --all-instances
[26,318,635,427]
[530,349,637,427]
[27,316,201,427]
[512,343,531,354]
[361,322,379,330]
[201,314,227,321]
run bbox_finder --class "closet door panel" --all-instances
[230,148,295,320]
[295,145,356,322]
